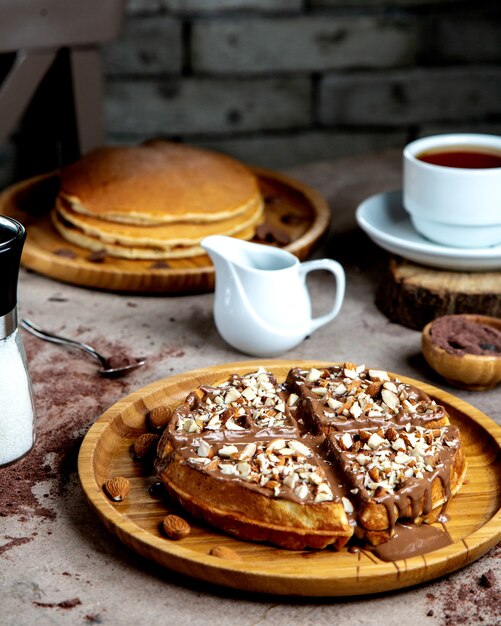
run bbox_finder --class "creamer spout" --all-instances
[200,234,225,257]
[201,235,239,288]
[201,235,241,264]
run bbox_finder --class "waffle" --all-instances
[155,364,466,550]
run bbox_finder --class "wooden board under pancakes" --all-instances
[0,168,330,293]
[77,360,501,597]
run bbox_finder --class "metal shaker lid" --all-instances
[0,216,26,317]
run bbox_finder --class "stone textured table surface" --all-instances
[1,150,499,625]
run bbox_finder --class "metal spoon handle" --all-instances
[21,319,107,367]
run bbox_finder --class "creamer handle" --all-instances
[298,259,345,334]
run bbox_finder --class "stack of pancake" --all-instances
[52,141,264,260]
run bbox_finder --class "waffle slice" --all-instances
[156,368,353,549]
[286,364,449,434]
[164,367,298,438]
[326,423,466,545]
[287,364,465,545]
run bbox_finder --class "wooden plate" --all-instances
[0,168,330,293]
[77,360,501,596]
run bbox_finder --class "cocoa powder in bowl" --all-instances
[430,316,501,357]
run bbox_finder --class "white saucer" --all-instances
[355,190,501,272]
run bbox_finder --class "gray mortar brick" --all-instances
[104,130,408,169]
[102,16,182,75]
[310,0,460,9]
[194,129,408,169]
[163,0,301,12]
[431,13,501,63]
[417,122,501,138]
[192,16,419,73]
[312,0,458,6]
[105,77,311,135]
[319,67,501,126]
[125,0,164,15]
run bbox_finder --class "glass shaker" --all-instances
[0,216,36,466]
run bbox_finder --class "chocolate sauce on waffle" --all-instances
[156,364,465,550]
[158,368,346,505]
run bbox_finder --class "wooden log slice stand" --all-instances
[376,257,501,331]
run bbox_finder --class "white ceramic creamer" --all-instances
[202,235,345,357]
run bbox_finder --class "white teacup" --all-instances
[403,134,501,248]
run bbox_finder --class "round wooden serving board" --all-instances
[78,360,501,597]
[0,168,330,293]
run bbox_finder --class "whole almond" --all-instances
[347,379,362,392]
[344,361,358,371]
[133,433,159,459]
[103,476,130,502]
[265,480,281,490]
[366,381,383,398]
[401,433,412,447]
[209,545,242,561]
[338,434,351,451]
[147,405,172,431]
[359,430,371,443]
[385,427,398,442]
[162,514,190,540]
[351,440,362,453]
[381,388,399,412]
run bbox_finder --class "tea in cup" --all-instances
[403,134,501,248]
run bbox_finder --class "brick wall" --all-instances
[100,0,501,169]
[1,0,500,186]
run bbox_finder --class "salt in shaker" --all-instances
[0,216,36,466]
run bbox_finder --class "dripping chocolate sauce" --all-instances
[370,522,453,562]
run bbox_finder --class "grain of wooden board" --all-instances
[0,168,330,293]
[376,258,501,330]
[78,360,501,597]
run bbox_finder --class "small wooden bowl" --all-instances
[422,314,501,391]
